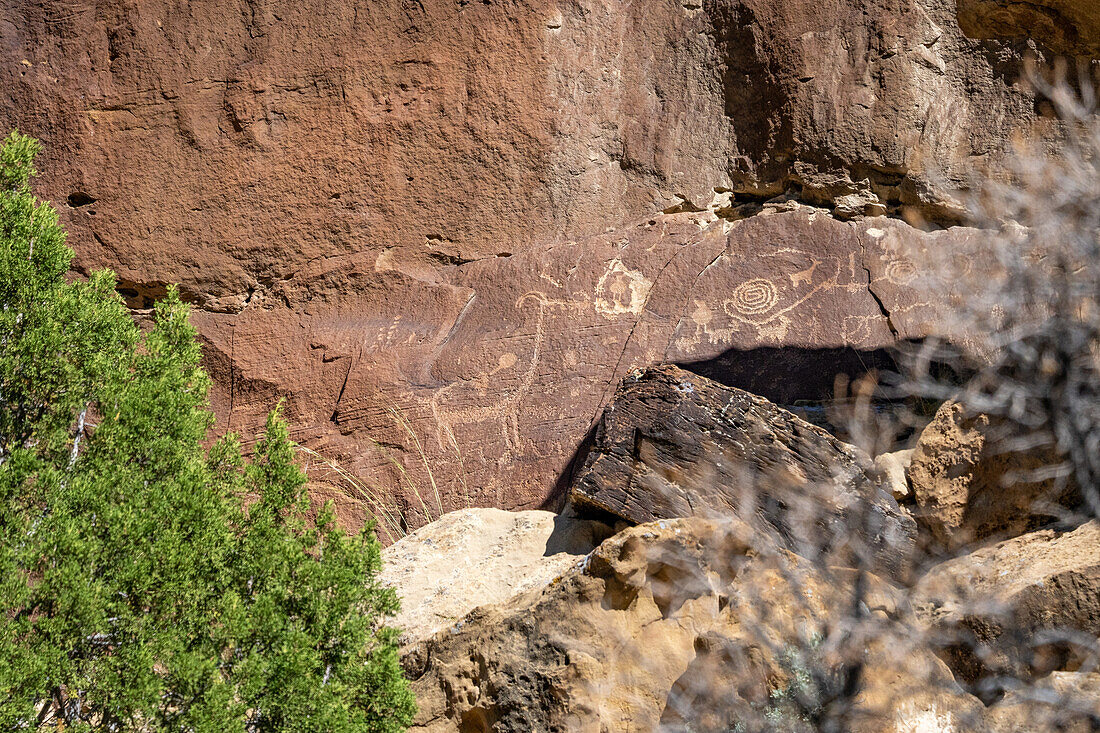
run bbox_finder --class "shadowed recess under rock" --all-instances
[677,344,900,404]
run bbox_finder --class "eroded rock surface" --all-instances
[3,0,1036,300]
[187,208,981,528]
[957,0,1100,57]
[0,0,1055,526]
[913,520,1100,688]
[908,401,1078,550]
[986,672,1100,731]
[403,517,982,732]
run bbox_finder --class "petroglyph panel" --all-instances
[667,212,893,361]
[857,219,997,344]
[199,210,979,533]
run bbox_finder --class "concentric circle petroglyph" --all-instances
[728,278,778,315]
[884,257,917,285]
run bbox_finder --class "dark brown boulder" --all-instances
[567,365,916,574]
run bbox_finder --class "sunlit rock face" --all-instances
[0,0,1052,526]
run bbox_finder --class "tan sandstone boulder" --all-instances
[404,517,982,732]
[908,401,1077,550]
[985,671,1100,732]
[874,449,914,503]
[913,520,1100,692]
[380,508,611,645]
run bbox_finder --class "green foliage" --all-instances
[0,130,415,732]
[761,637,830,732]
[729,634,840,733]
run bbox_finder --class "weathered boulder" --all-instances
[913,520,1100,691]
[874,449,914,503]
[985,672,1100,732]
[567,365,915,574]
[908,401,1077,550]
[404,517,982,732]
[0,0,1047,527]
[379,508,611,645]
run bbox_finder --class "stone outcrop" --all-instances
[403,517,982,733]
[985,672,1100,732]
[874,448,915,502]
[908,401,1078,550]
[2,0,1038,301]
[913,520,1100,690]
[379,508,611,645]
[186,208,985,529]
[0,0,1057,527]
[567,365,915,574]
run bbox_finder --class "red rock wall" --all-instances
[1,0,1083,529]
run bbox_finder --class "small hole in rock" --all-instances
[67,192,97,208]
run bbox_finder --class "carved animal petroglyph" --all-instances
[428,291,580,465]
[674,242,879,350]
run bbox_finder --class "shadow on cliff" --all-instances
[676,344,899,405]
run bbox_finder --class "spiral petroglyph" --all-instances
[884,258,918,285]
[728,278,779,315]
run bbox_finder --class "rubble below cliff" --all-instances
[383,367,1100,732]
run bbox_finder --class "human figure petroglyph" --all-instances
[595,257,653,318]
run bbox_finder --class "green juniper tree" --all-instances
[0,131,416,732]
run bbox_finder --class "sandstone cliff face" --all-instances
[0,0,1084,525]
[957,0,1100,57]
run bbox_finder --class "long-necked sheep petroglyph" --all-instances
[428,291,578,466]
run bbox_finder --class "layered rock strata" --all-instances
[567,364,916,575]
